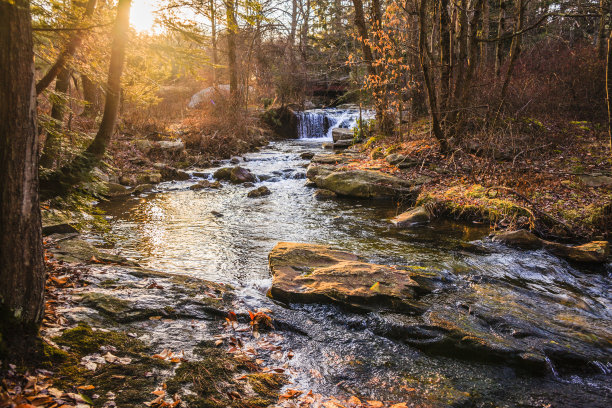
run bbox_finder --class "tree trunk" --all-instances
[39,0,132,201]
[598,0,608,59]
[209,0,218,85]
[225,0,238,104]
[494,0,506,76]
[81,73,101,117]
[35,0,97,95]
[499,0,525,106]
[0,0,45,334]
[299,0,311,59]
[606,29,612,149]
[40,68,71,168]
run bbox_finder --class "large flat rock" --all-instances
[312,169,424,199]
[268,242,428,312]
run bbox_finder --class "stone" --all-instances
[579,175,612,188]
[190,180,211,190]
[230,166,256,183]
[390,206,431,227]
[306,164,335,181]
[42,223,79,236]
[386,153,417,168]
[92,167,110,182]
[49,236,134,265]
[322,142,334,149]
[209,181,222,189]
[371,149,384,159]
[313,189,337,200]
[192,171,209,178]
[332,128,354,142]
[492,229,543,249]
[230,157,240,164]
[134,139,153,154]
[213,167,233,180]
[300,152,315,160]
[333,139,353,149]
[137,171,162,184]
[544,240,609,263]
[311,153,353,165]
[133,184,154,194]
[154,140,185,154]
[304,180,317,188]
[104,182,132,198]
[247,186,271,198]
[313,169,422,200]
[268,242,427,312]
[160,166,190,181]
[243,182,255,188]
[119,175,135,186]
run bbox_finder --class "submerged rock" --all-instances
[313,189,337,200]
[494,229,610,263]
[104,182,132,198]
[230,166,256,183]
[247,186,271,198]
[49,236,134,265]
[391,206,431,227]
[268,242,429,312]
[213,167,232,181]
[160,166,190,181]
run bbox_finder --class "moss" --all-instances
[246,373,287,400]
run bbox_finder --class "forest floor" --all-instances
[351,116,612,241]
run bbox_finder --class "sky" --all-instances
[130,0,159,32]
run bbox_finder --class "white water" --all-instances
[296,108,374,140]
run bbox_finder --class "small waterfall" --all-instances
[545,356,561,379]
[296,108,374,139]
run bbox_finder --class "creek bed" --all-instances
[97,137,612,407]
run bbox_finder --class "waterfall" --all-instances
[296,108,374,139]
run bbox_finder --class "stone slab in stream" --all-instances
[268,242,612,373]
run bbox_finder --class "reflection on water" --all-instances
[99,139,612,406]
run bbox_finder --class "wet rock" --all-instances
[211,211,223,217]
[230,166,256,183]
[268,242,428,312]
[304,180,317,188]
[42,223,79,236]
[230,157,240,164]
[190,180,211,190]
[333,139,353,149]
[332,128,354,142]
[544,240,609,263]
[243,182,255,188]
[247,186,271,198]
[213,167,232,181]
[104,182,132,198]
[137,171,162,184]
[322,142,334,149]
[49,236,134,265]
[494,230,610,263]
[192,171,209,178]
[292,172,306,179]
[311,153,354,165]
[119,175,135,186]
[258,174,273,181]
[209,181,222,189]
[300,152,315,159]
[492,229,543,249]
[160,166,190,181]
[391,206,431,227]
[313,189,337,200]
[306,164,335,182]
[133,184,154,194]
[312,169,423,200]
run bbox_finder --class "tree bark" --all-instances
[209,0,218,85]
[81,73,101,117]
[0,0,45,333]
[40,67,71,168]
[598,0,608,59]
[225,0,238,104]
[494,0,506,76]
[35,0,97,95]
[39,0,132,201]
[606,29,612,149]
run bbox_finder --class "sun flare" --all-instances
[130,0,158,33]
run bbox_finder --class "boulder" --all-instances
[119,175,135,186]
[137,171,162,184]
[230,157,240,164]
[133,184,154,194]
[213,167,233,180]
[492,229,543,249]
[300,152,315,160]
[154,140,185,154]
[192,171,210,178]
[311,153,354,165]
[247,186,271,198]
[306,164,335,181]
[160,166,190,181]
[333,139,353,149]
[190,180,211,190]
[313,169,422,200]
[268,242,427,312]
[230,166,256,183]
[134,139,153,154]
[386,153,417,168]
[332,128,354,142]
[322,142,334,149]
[49,236,134,265]
[544,240,609,263]
[579,175,612,188]
[104,182,132,198]
[42,223,79,236]
[313,189,337,200]
[390,206,431,227]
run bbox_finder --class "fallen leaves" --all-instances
[151,349,186,363]
[0,371,92,408]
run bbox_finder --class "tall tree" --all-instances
[225,0,238,103]
[0,0,45,334]
[35,0,97,95]
[40,67,72,168]
[39,0,133,201]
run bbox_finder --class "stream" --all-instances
[96,109,611,407]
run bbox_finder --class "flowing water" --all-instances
[98,111,611,407]
[296,108,374,139]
